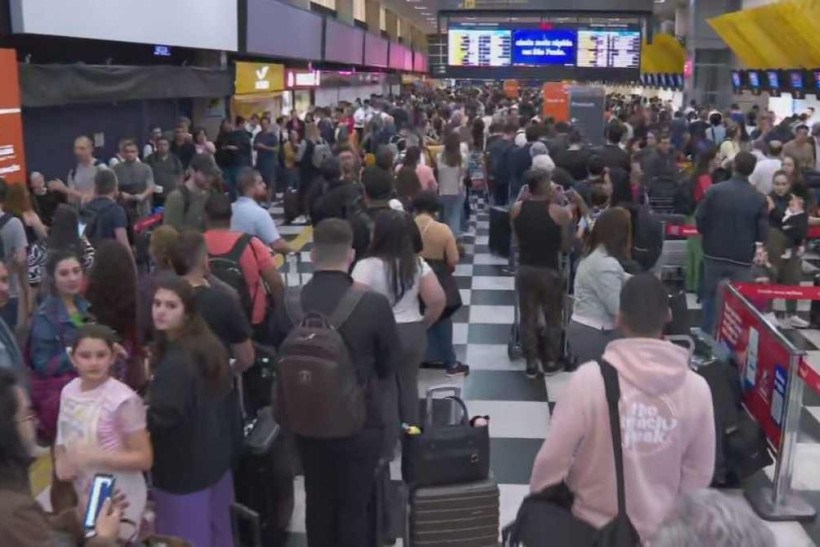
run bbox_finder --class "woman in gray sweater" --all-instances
[567,207,632,364]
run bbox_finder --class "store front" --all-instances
[232,61,285,120]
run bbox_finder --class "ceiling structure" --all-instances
[384,0,682,35]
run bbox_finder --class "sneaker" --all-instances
[446,362,470,377]
[525,361,538,379]
[789,315,810,329]
[762,312,780,328]
[540,361,564,377]
[292,215,308,225]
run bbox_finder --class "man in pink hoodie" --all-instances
[530,273,715,542]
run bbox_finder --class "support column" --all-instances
[365,0,380,33]
[684,0,741,108]
[336,0,354,24]
[386,10,398,41]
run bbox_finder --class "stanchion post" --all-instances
[744,336,817,521]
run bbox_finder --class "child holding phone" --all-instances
[55,324,152,539]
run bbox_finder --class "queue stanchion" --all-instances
[715,282,816,521]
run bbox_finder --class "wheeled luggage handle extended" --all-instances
[424,385,463,429]
[664,334,695,354]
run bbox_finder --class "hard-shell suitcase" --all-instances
[489,206,511,258]
[283,187,300,223]
[409,476,500,547]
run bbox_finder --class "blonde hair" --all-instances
[150,225,180,269]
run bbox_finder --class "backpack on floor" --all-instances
[209,234,254,320]
[274,286,367,438]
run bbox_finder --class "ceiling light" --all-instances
[413,5,426,9]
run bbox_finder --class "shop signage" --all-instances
[0,49,26,185]
[287,69,321,88]
[235,62,285,94]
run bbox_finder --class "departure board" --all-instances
[448,29,511,67]
[577,30,640,68]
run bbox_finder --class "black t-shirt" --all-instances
[554,148,590,181]
[194,285,252,352]
[81,197,127,242]
[170,141,196,170]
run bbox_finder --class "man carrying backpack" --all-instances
[270,219,401,547]
[81,170,131,257]
[163,153,218,232]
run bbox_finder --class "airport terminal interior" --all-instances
[3,0,820,546]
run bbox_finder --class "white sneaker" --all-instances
[789,315,810,329]
[292,215,308,225]
[762,312,779,327]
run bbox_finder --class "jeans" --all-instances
[441,193,466,238]
[425,318,457,368]
[701,258,753,335]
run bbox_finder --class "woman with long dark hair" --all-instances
[28,203,96,287]
[85,240,140,388]
[566,207,632,364]
[437,131,467,237]
[353,210,446,454]
[148,275,236,547]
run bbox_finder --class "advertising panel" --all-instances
[0,49,26,185]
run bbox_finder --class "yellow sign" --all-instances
[235,62,284,95]
[463,0,475,8]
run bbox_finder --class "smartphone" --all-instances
[83,474,116,531]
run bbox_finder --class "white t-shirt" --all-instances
[352,257,433,324]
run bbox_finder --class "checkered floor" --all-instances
[275,205,820,547]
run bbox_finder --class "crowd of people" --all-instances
[0,83,804,547]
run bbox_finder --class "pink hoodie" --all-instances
[529,338,715,541]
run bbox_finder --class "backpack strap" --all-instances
[284,287,304,326]
[223,233,252,262]
[598,359,628,519]
[328,286,367,330]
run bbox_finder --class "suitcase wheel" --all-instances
[508,324,522,361]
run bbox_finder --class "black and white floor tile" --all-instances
[277,205,820,546]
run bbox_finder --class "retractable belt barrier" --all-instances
[666,224,820,239]
[714,282,819,521]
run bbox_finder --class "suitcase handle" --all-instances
[424,385,462,427]
[664,334,694,354]
[231,502,262,547]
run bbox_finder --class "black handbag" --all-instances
[401,394,490,487]
[425,258,463,320]
[502,360,641,547]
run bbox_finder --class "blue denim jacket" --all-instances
[29,295,92,377]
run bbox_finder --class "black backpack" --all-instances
[274,286,367,438]
[82,200,118,246]
[208,234,255,320]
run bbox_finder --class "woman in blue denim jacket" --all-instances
[29,250,94,512]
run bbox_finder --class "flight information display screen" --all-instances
[443,13,642,81]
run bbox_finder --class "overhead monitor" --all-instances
[365,34,389,68]
[766,70,780,90]
[247,0,322,60]
[444,12,642,81]
[324,18,364,65]
[747,70,761,89]
[10,0,238,51]
[731,70,742,90]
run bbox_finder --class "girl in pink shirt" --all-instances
[55,324,153,540]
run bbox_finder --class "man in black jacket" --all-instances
[597,123,631,174]
[269,219,400,547]
[696,151,768,334]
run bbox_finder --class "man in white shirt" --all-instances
[51,136,108,204]
[749,140,782,195]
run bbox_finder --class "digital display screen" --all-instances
[364,33,388,68]
[324,18,364,65]
[248,0,322,60]
[767,71,780,89]
[674,74,683,88]
[790,71,803,90]
[748,71,760,88]
[814,70,820,90]
[446,17,640,76]
[731,71,741,88]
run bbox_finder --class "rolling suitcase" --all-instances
[231,373,295,547]
[283,187,300,223]
[489,206,511,258]
[409,476,500,547]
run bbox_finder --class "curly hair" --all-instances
[85,241,137,339]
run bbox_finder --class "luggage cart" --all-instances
[653,212,688,285]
